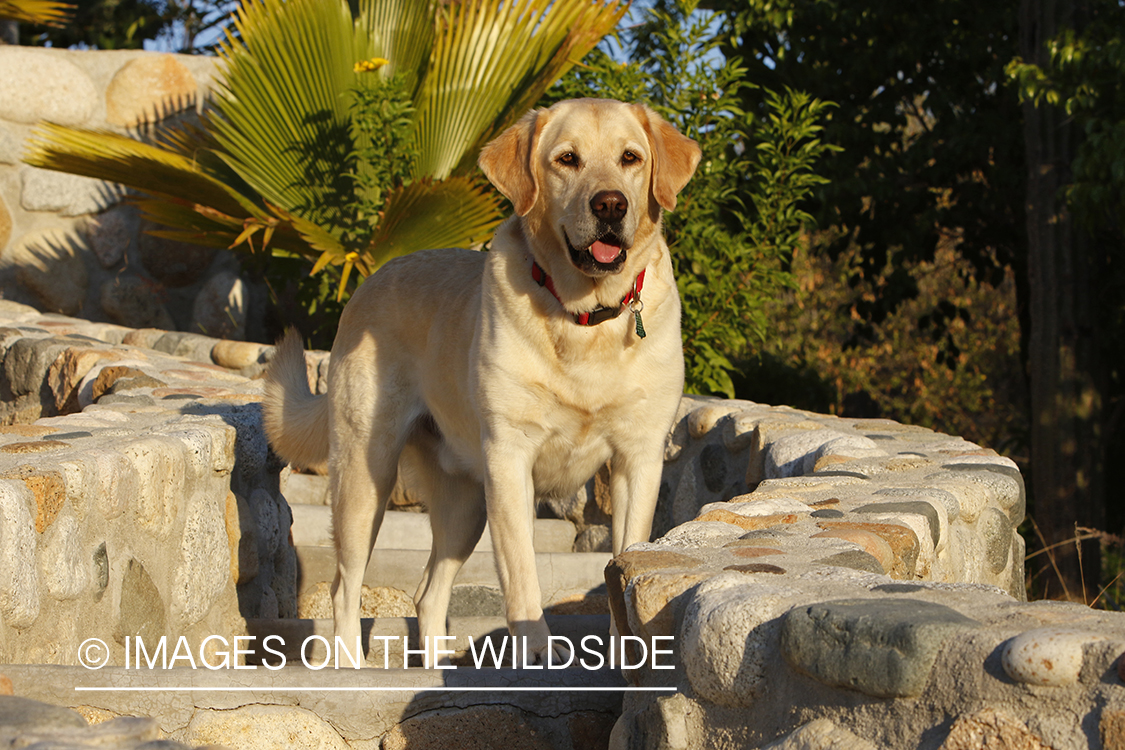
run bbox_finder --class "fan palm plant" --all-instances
[24,0,625,300]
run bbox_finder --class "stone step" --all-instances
[245,614,615,667]
[290,505,578,553]
[296,547,612,607]
[282,471,329,505]
[2,664,628,747]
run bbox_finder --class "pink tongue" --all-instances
[591,240,621,264]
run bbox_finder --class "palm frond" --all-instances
[413,0,627,180]
[366,177,504,265]
[355,0,434,94]
[0,0,72,26]
[209,0,370,232]
[23,124,266,220]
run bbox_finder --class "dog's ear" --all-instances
[638,105,701,213]
[479,109,544,217]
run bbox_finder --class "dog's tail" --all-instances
[262,328,330,471]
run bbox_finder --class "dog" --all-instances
[263,98,700,665]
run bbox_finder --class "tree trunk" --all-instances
[1020,0,1104,600]
[0,20,17,44]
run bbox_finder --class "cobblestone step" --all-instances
[245,614,614,667]
[295,547,612,606]
[290,505,578,553]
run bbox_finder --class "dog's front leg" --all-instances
[482,432,568,666]
[609,444,666,556]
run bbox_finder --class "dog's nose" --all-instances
[590,190,627,223]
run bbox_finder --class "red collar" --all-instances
[531,262,646,328]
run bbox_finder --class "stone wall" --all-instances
[0,301,1120,748]
[0,48,259,341]
[606,396,1125,750]
[0,301,292,667]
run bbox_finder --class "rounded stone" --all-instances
[766,431,840,479]
[138,228,215,287]
[766,719,877,750]
[191,270,246,339]
[113,558,165,646]
[85,208,134,268]
[681,574,800,706]
[0,48,97,125]
[0,127,20,166]
[105,54,198,127]
[297,582,415,619]
[5,228,89,315]
[20,167,121,216]
[941,708,1051,750]
[688,402,734,438]
[811,527,894,573]
[172,494,230,628]
[722,410,764,453]
[39,513,89,600]
[815,434,885,463]
[979,506,1013,574]
[212,340,269,370]
[780,598,978,698]
[574,523,611,552]
[100,276,175,330]
[927,476,990,524]
[0,695,88,732]
[1001,627,1106,686]
[0,480,40,628]
[699,443,728,493]
[123,437,187,537]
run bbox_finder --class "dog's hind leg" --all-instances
[404,440,486,668]
[328,437,400,661]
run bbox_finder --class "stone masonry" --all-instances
[0,300,293,671]
[607,396,1124,749]
[0,47,263,341]
[0,300,1119,748]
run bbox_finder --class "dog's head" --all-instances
[479,99,701,279]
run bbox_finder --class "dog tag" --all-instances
[630,298,646,339]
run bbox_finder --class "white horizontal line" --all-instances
[74,686,677,693]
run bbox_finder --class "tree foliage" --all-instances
[17,0,234,51]
[716,0,1027,347]
[1007,0,1125,592]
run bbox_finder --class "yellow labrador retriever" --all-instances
[263,98,700,665]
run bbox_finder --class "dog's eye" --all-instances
[556,152,579,167]
[622,150,640,165]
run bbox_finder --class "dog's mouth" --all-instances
[564,230,628,276]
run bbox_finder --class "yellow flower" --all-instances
[353,57,390,73]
